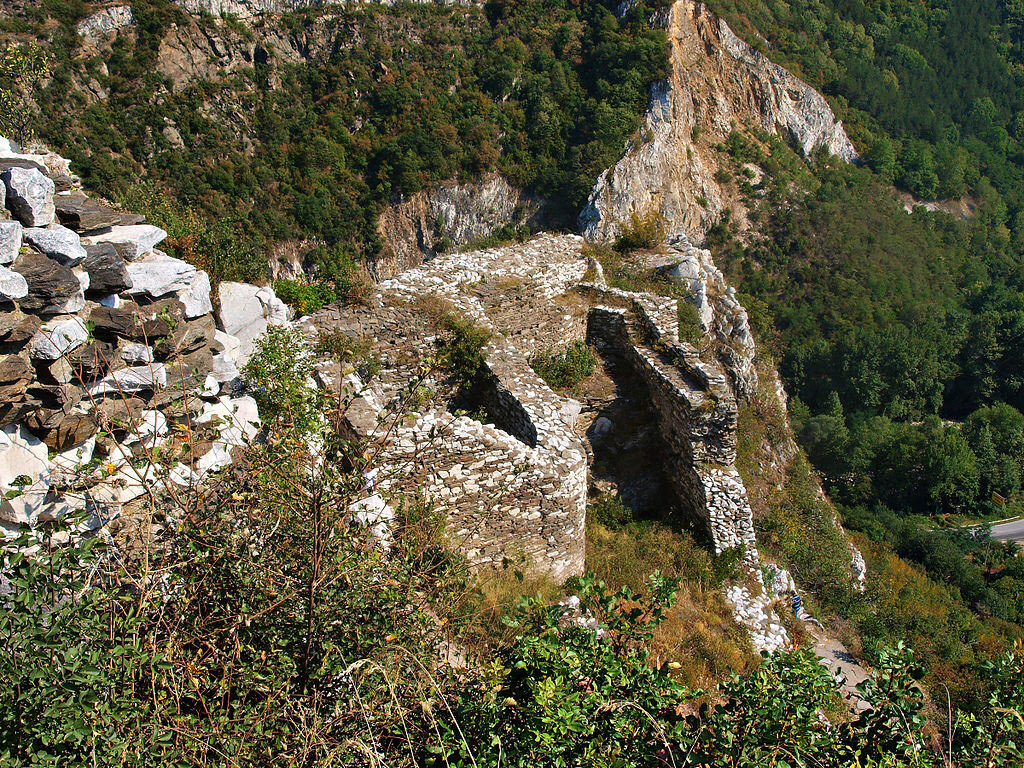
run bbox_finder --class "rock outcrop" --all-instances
[376,175,545,276]
[175,0,476,19]
[580,0,858,243]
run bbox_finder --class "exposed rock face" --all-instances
[76,6,135,39]
[647,236,758,399]
[580,0,858,244]
[175,0,476,19]
[376,175,545,276]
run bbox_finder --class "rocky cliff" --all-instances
[375,175,545,276]
[580,0,858,243]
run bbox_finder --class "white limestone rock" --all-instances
[0,424,49,526]
[125,251,197,297]
[214,329,241,361]
[90,464,159,507]
[0,265,28,300]
[1,167,55,227]
[179,269,213,317]
[89,363,168,396]
[23,224,87,266]
[120,342,154,365]
[0,424,48,489]
[197,395,260,446]
[210,352,241,384]
[217,282,289,366]
[126,409,168,448]
[30,317,89,360]
[0,220,22,265]
[77,5,134,38]
[51,437,96,474]
[82,224,167,261]
[201,374,220,398]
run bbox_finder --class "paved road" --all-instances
[988,518,1024,543]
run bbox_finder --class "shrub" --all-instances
[436,313,492,386]
[243,324,321,434]
[677,299,704,346]
[530,341,598,390]
[273,279,337,315]
[614,210,668,252]
[0,42,49,143]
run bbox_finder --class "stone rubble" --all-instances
[0,139,268,543]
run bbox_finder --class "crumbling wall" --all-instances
[586,294,758,566]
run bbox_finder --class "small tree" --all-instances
[0,43,50,144]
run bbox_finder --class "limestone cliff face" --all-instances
[175,0,475,19]
[580,0,858,243]
[375,175,545,277]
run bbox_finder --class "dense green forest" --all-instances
[1,0,668,280]
[701,0,1024,707]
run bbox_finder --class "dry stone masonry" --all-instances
[308,233,765,582]
[583,285,759,567]
[310,235,591,580]
[0,139,265,544]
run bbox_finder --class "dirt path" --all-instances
[808,626,871,712]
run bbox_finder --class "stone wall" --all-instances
[586,295,759,567]
[0,140,264,544]
[310,235,591,580]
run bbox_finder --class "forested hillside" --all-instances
[1,0,668,280]
[698,0,1024,710]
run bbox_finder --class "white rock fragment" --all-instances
[30,317,89,360]
[82,224,167,261]
[0,424,50,526]
[51,437,96,473]
[89,363,168,396]
[0,265,29,300]
[0,220,23,265]
[217,282,289,366]
[1,167,55,226]
[179,269,213,317]
[23,224,87,266]
[125,251,196,297]
[120,342,154,364]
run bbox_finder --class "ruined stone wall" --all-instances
[310,235,591,580]
[586,299,758,566]
[0,140,268,544]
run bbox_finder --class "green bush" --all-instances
[243,324,321,434]
[613,210,668,253]
[530,341,598,390]
[273,279,338,316]
[677,299,704,346]
[436,313,492,386]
